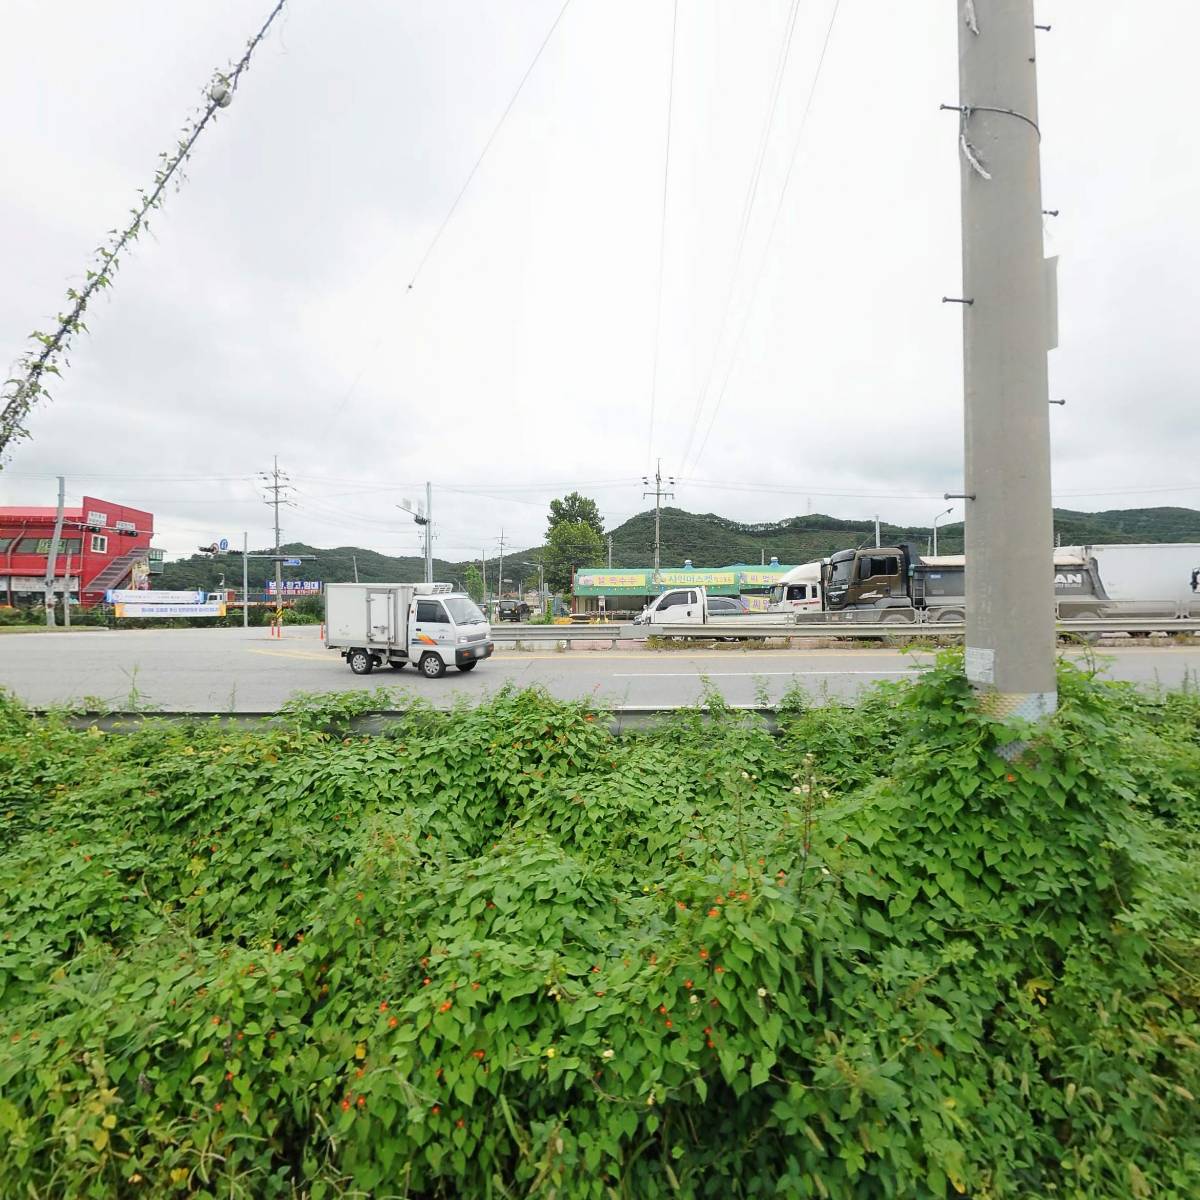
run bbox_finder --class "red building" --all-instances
[0,495,157,609]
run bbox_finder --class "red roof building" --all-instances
[0,495,157,609]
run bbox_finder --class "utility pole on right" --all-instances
[951,0,1057,720]
[642,458,674,586]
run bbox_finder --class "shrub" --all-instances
[0,664,1197,1197]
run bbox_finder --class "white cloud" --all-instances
[2,0,1197,564]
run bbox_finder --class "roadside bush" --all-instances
[0,663,1197,1198]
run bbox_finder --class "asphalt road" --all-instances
[1,626,1198,712]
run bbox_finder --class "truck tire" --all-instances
[457,661,478,672]
[419,653,446,679]
[931,608,964,624]
[348,648,374,675]
[879,611,913,647]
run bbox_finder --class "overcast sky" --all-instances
[2,1,1197,564]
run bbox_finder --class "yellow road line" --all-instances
[246,647,333,662]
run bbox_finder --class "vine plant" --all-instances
[0,0,289,463]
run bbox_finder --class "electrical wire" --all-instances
[332,0,574,418]
[645,0,680,470]
[677,0,802,474]
[685,0,841,477]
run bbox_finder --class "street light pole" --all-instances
[931,507,954,556]
[953,0,1057,720]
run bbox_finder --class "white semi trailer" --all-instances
[324,582,493,677]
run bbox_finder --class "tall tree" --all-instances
[547,492,604,541]
[463,564,484,604]
[544,522,603,593]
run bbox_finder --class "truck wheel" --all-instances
[348,648,373,675]
[457,661,478,672]
[932,608,964,624]
[419,653,446,679]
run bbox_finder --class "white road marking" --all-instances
[612,669,917,678]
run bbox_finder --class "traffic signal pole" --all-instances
[952,0,1057,721]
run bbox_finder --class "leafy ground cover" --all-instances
[1,658,1197,1198]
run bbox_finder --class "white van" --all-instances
[325,582,493,678]
[768,561,824,614]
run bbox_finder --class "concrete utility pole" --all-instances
[874,516,881,548]
[43,475,66,627]
[425,481,433,584]
[242,532,249,628]
[642,457,675,585]
[259,456,290,622]
[607,535,613,569]
[951,0,1057,719]
[496,529,506,601]
[352,554,359,583]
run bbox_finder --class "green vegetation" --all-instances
[1,660,1197,1198]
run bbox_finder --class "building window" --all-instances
[90,534,108,553]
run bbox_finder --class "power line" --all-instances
[0,0,291,464]
[645,0,680,469]
[677,0,803,474]
[332,0,573,418]
[408,0,573,291]
[685,0,841,477]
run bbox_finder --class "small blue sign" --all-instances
[284,557,302,566]
[218,538,229,552]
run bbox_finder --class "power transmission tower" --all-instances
[258,456,292,620]
[950,0,1056,720]
[642,458,675,584]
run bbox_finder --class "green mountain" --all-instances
[158,507,1200,592]
[158,543,535,594]
[604,506,1200,568]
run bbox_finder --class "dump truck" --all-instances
[810,542,1200,625]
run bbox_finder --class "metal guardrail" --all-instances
[652,618,1200,639]
[489,617,1200,642]
[492,623,627,640]
[55,705,780,733]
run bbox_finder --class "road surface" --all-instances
[1,626,1197,712]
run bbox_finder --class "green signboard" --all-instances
[572,564,794,597]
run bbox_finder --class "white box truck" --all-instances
[324,582,494,678]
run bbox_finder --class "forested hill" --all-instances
[603,506,1200,568]
[157,507,1199,590]
[156,543,520,593]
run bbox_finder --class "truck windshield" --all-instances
[444,597,485,625]
[829,558,855,586]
